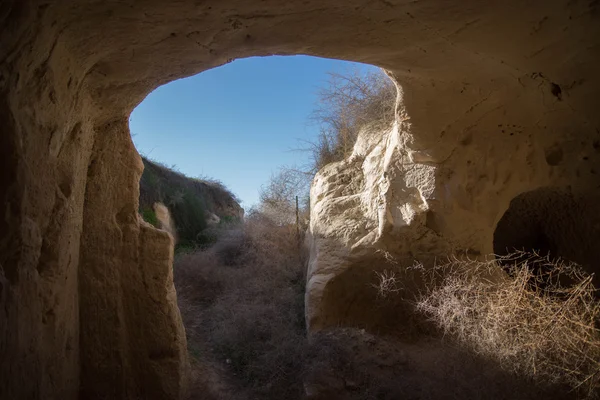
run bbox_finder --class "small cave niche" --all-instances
[317,255,434,338]
[493,187,600,284]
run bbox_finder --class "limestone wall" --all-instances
[1,0,598,398]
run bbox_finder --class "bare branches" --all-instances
[257,68,395,225]
[416,253,600,397]
[308,68,396,172]
[373,270,402,299]
[256,167,310,226]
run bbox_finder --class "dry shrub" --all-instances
[139,157,242,248]
[372,269,402,299]
[309,69,396,171]
[257,168,311,226]
[176,232,596,399]
[174,212,307,400]
[416,253,600,398]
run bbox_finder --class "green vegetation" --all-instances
[219,215,239,225]
[170,190,208,247]
[140,207,158,227]
[139,157,240,249]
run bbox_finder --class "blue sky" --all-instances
[129,55,378,208]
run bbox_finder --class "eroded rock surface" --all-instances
[307,70,600,332]
[1,0,599,399]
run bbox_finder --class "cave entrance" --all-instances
[131,55,385,211]
[131,55,392,248]
[130,55,397,396]
[4,1,599,399]
[493,187,600,283]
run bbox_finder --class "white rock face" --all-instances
[306,83,600,333]
[306,117,450,333]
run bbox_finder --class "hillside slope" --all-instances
[139,157,243,246]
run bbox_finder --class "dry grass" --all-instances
[175,221,599,400]
[416,253,600,398]
[174,212,308,400]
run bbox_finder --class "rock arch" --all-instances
[1,1,599,399]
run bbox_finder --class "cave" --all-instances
[1,1,599,399]
[493,187,600,283]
